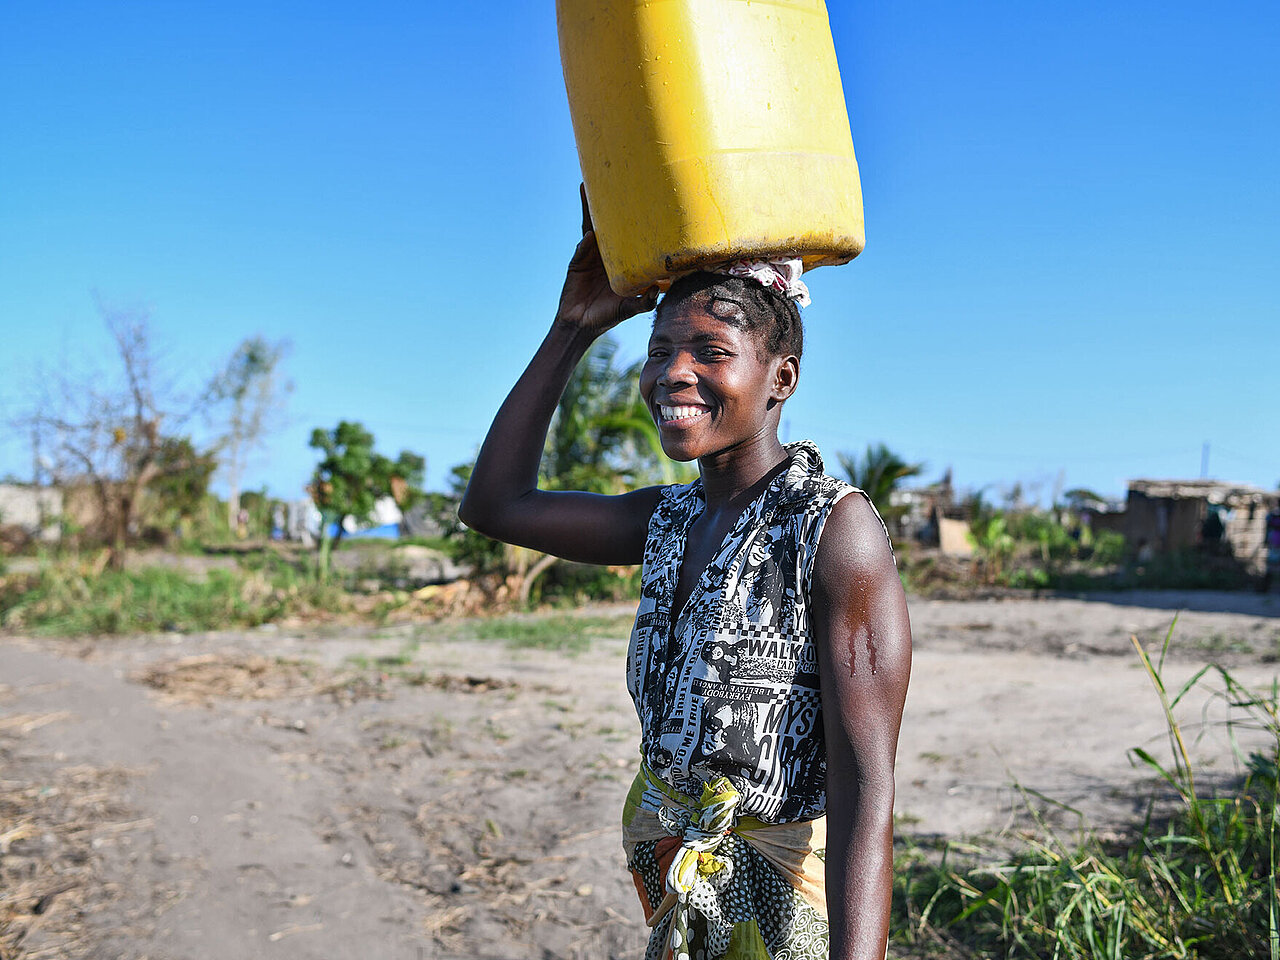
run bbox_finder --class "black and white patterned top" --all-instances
[627,440,884,824]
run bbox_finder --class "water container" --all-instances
[557,0,864,296]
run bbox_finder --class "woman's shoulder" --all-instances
[812,489,899,587]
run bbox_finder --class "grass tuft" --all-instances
[892,620,1280,959]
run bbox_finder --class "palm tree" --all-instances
[836,443,925,518]
[542,334,692,491]
[510,335,693,603]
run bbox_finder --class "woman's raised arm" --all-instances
[458,190,663,565]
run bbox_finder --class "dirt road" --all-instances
[2,591,1278,959]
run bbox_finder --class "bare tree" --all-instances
[22,300,195,570]
[205,337,291,529]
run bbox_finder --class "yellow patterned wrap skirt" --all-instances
[622,764,829,960]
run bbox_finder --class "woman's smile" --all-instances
[657,403,711,425]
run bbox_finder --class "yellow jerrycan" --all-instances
[557,0,864,296]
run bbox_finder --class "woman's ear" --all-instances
[771,355,800,402]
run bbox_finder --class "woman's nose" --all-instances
[657,350,695,387]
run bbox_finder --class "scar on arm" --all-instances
[845,623,878,678]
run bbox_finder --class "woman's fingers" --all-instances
[568,228,599,268]
[579,183,594,236]
[561,189,658,331]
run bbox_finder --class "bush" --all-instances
[537,561,641,606]
[1090,528,1127,565]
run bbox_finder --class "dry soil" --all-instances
[2,590,1279,960]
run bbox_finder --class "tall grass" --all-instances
[893,622,1280,959]
[0,561,345,635]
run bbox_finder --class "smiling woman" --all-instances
[639,272,801,468]
[459,191,911,960]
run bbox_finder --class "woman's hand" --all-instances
[555,185,659,335]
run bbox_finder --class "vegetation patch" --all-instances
[0,560,348,636]
[890,629,1280,959]
[448,611,636,654]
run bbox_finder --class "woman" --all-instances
[459,197,911,960]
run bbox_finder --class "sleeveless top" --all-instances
[626,440,876,824]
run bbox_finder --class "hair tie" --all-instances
[713,258,811,308]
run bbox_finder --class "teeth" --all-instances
[660,405,706,422]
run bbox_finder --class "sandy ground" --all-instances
[2,590,1279,960]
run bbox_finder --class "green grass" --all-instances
[1191,632,1256,657]
[0,560,345,635]
[1045,550,1259,594]
[891,622,1280,959]
[446,611,635,654]
[0,556,638,639]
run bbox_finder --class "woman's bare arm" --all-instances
[811,492,912,960]
[458,192,662,565]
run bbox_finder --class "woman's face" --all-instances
[639,293,796,463]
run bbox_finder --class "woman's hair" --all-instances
[657,271,804,361]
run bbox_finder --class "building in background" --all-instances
[1123,479,1279,575]
[0,483,63,545]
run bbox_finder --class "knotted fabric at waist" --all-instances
[622,762,827,959]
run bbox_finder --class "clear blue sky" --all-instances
[3,1,1277,504]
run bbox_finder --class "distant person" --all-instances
[1265,504,1280,593]
[1201,505,1225,549]
[460,191,911,960]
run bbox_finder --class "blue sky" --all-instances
[2,1,1276,504]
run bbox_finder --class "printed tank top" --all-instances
[626,441,875,824]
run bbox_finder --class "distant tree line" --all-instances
[18,298,1141,601]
